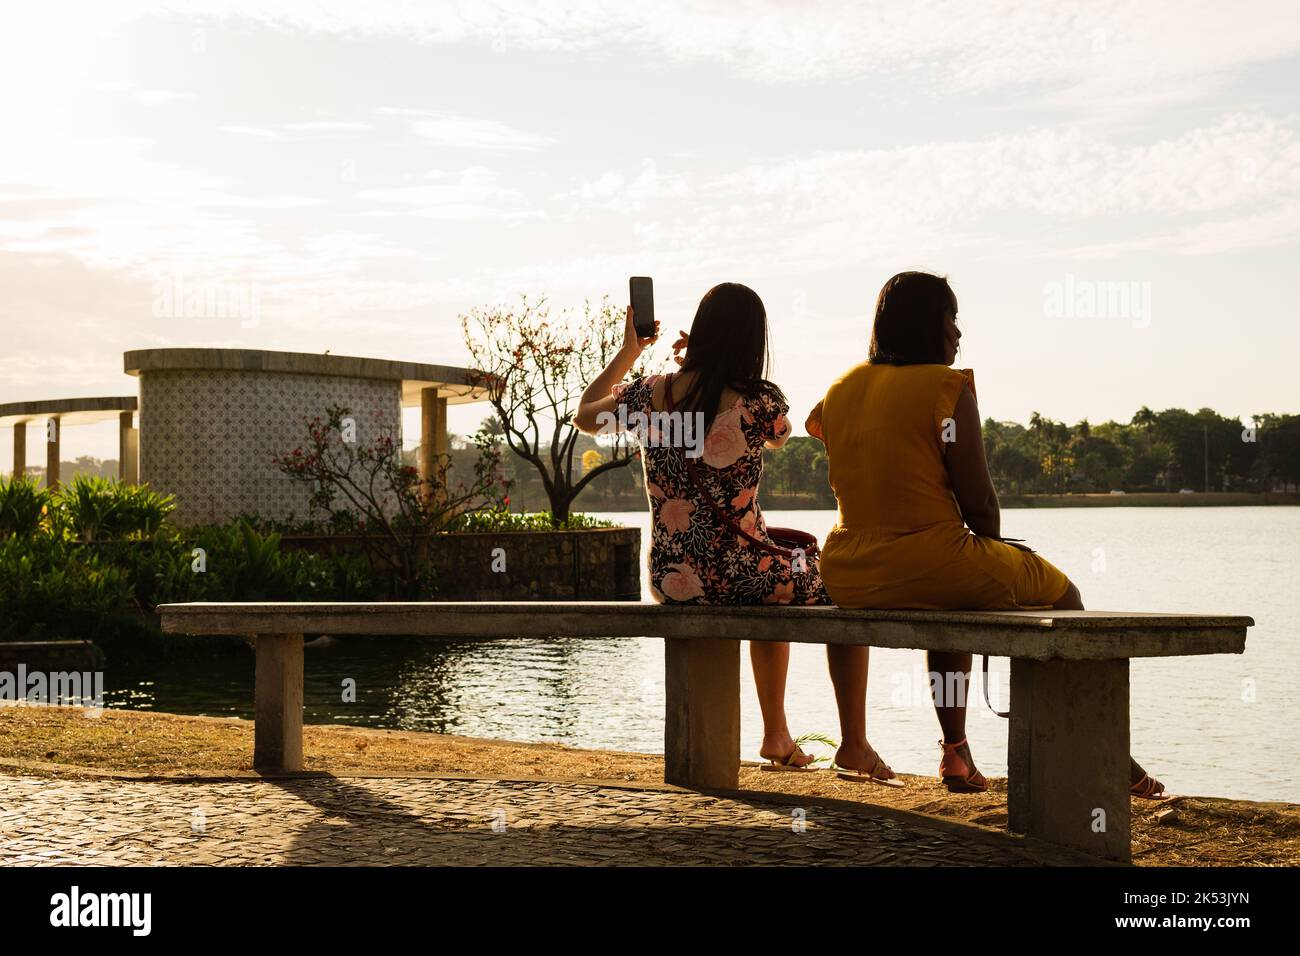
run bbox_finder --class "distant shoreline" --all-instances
[998,492,1297,508]
[754,491,1300,510]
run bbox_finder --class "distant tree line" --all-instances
[432,406,1300,512]
[982,407,1300,495]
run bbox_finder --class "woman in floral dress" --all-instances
[577,282,837,771]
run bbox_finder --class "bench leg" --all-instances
[254,634,304,772]
[1007,658,1131,862]
[663,638,740,790]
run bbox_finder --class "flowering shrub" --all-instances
[274,405,509,597]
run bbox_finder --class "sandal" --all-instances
[833,753,904,788]
[760,746,817,772]
[1130,772,1171,801]
[939,737,989,793]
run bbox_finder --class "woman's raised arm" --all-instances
[574,306,659,434]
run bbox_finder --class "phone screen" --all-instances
[629,276,655,338]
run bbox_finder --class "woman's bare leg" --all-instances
[826,645,894,777]
[750,641,811,766]
[928,650,973,744]
[1053,581,1157,789]
[929,580,1087,777]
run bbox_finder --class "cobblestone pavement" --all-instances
[0,773,1055,866]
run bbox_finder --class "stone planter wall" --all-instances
[0,640,100,674]
[280,526,642,601]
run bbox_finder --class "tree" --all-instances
[989,444,1038,494]
[1131,406,1156,451]
[462,296,659,526]
[275,405,508,597]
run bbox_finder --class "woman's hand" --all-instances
[623,305,659,356]
[578,304,657,433]
[671,329,689,366]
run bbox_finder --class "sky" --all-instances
[2,0,1299,467]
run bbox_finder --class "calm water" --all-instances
[106,507,1298,802]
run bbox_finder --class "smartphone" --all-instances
[629,276,655,338]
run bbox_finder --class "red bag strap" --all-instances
[663,372,798,559]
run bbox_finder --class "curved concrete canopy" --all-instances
[123,348,494,406]
[0,396,137,427]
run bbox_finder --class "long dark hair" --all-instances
[676,282,779,434]
[868,271,957,365]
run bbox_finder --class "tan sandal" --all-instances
[1130,772,1171,801]
[834,754,904,788]
[760,746,817,772]
[939,737,989,793]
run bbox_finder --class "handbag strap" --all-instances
[981,655,1009,718]
[663,372,799,560]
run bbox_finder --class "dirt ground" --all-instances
[2,704,1296,866]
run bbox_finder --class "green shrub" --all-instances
[52,476,175,542]
[450,511,615,532]
[0,476,50,537]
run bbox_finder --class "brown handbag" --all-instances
[664,372,819,568]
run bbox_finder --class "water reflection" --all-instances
[106,635,666,755]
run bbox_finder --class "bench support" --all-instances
[663,638,740,790]
[1007,658,1131,862]
[254,634,304,772]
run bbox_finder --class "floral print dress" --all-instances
[612,374,830,606]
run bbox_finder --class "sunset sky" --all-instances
[3,1,1299,467]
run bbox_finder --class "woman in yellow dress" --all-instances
[807,271,1166,799]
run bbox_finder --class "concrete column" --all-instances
[12,422,25,479]
[664,638,740,790]
[44,416,60,489]
[118,411,138,484]
[254,634,305,772]
[419,387,449,498]
[1007,657,1131,861]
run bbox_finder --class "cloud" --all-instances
[379,107,553,151]
[284,121,372,132]
[81,0,1300,111]
[357,166,539,221]
[133,89,197,106]
[556,113,1300,271]
[221,121,371,141]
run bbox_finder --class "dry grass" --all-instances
[2,704,1296,866]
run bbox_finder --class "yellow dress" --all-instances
[807,363,1070,611]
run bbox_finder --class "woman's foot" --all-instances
[1130,758,1170,800]
[760,732,815,769]
[939,737,988,793]
[833,741,897,782]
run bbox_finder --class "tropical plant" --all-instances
[0,476,50,537]
[52,475,175,542]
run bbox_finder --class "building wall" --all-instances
[138,368,401,526]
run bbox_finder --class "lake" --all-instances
[105,506,1298,802]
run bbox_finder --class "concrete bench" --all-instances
[156,601,1252,862]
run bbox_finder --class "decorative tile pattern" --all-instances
[138,369,401,526]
